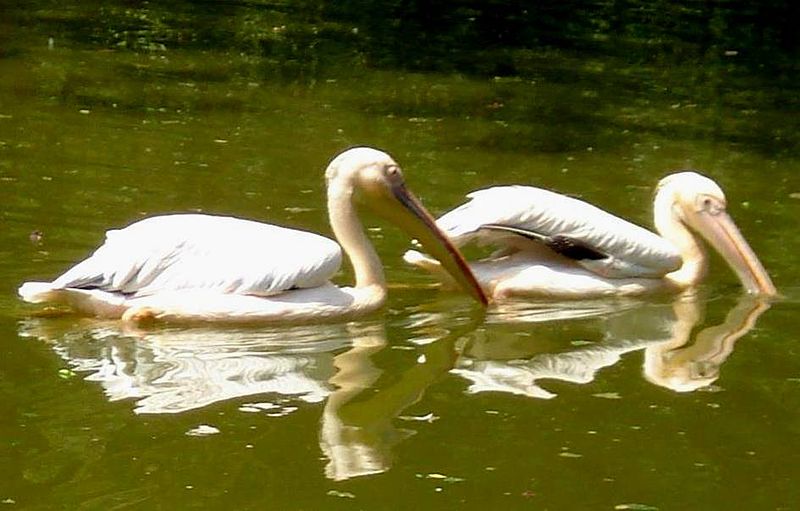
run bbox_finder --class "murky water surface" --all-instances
[1,2,799,509]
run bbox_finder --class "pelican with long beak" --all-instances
[404,171,776,299]
[19,147,487,322]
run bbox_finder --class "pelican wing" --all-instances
[51,214,342,297]
[437,186,681,278]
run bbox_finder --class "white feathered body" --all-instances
[440,186,681,278]
[49,214,342,297]
[405,185,684,298]
[19,214,385,322]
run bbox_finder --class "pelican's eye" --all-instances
[697,194,724,215]
[385,164,403,181]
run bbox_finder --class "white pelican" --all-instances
[19,147,487,323]
[404,171,776,299]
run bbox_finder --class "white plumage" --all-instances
[405,172,776,299]
[437,185,681,278]
[19,147,486,323]
[50,214,342,297]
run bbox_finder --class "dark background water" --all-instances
[1,1,799,509]
[4,0,799,155]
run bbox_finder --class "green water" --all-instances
[1,2,799,509]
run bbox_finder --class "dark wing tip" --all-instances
[481,224,608,261]
[546,235,608,261]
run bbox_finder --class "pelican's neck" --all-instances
[653,194,707,288]
[328,183,386,292]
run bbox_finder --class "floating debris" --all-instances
[185,424,220,437]
[593,392,622,400]
[615,504,659,510]
[57,368,76,379]
[239,402,279,413]
[398,412,439,423]
[266,406,297,417]
[239,402,299,417]
[327,490,355,499]
[416,473,465,483]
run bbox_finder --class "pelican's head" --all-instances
[325,147,488,306]
[655,171,776,296]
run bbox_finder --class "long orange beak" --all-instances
[390,182,488,306]
[364,179,488,306]
[689,210,777,296]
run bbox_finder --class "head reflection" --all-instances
[454,293,771,397]
[642,295,771,392]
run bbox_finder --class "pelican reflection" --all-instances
[643,295,771,392]
[19,316,476,481]
[319,319,475,480]
[453,294,771,397]
[19,321,354,413]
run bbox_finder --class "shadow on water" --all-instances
[18,292,771,482]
